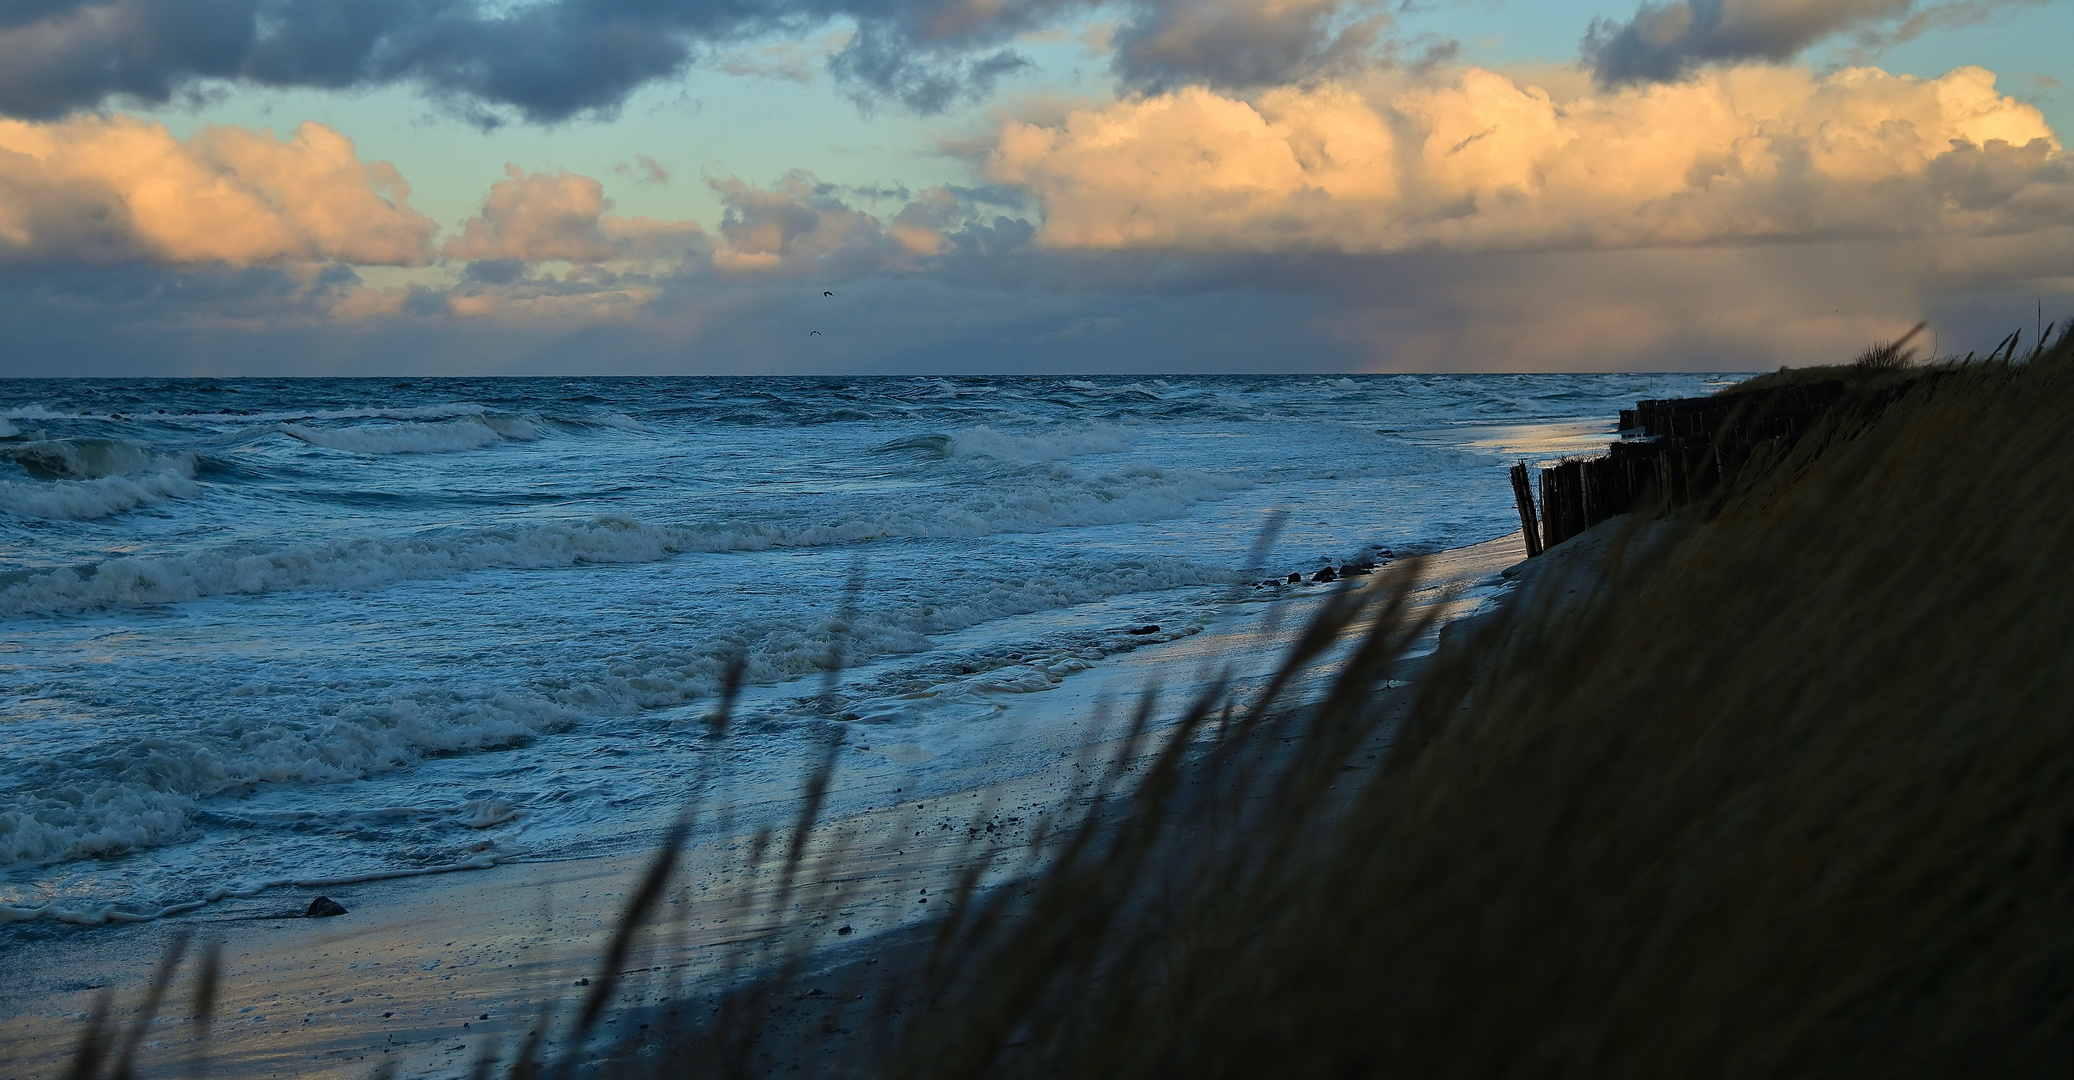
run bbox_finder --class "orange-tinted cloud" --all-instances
[442,165,710,269]
[0,116,433,266]
[986,64,2068,254]
[444,166,622,263]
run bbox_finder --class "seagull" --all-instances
[823,291,833,297]
[810,330,822,336]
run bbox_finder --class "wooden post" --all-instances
[1510,462,1543,557]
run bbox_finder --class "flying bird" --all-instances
[823,291,833,297]
[810,330,822,336]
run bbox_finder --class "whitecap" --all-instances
[2,464,1251,616]
[7,437,156,479]
[0,466,201,520]
[278,416,532,454]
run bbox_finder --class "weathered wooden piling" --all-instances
[1510,463,1544,558]
[1526,381,1849,553]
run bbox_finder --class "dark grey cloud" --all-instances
[826,23,1031,114]
[1110,0,1387,90]
[0,0,1046,121]
[463,258,528,284]
[1584,0,1914,84]
[0,0,92,31]
[0,0,749,122]
[0,0,1406,123]
[1835,0,2050,55]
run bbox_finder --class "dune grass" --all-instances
[68,325,2074,1079]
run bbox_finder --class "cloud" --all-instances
[706,172,1026,274]
[613,154,670,187]
[12,228,2067,378]
[1109,0,1387,89]
[444,166,622,263]
[713,28,854,85]
[984,64,2069,254]
[0,0,1415,123]
[307,168,1028,329]
[1,147,2064,378]
[441,164,711,270]
[443,279,661,322]
[0,0,706,123]
[0,114,432,265]
[822,0,1401,109]
[1582,0,2043,85]
[826,22,1035,115]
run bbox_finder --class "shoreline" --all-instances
[0,531,1526,1080]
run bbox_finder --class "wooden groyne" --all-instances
[1518,381,1850,552]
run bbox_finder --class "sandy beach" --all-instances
[1,533,1524,1080]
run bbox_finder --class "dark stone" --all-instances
[1311,567,1337,583]
[837,925,853,935]
[1126,624,1160,635]
[305,896,347,918]
[1342,564,1373,576]
[1287,572,1302,583]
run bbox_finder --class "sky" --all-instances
[0,0,2069,376]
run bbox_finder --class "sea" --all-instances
[0,373,1728,927]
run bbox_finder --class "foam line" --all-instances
[0,849,520,925]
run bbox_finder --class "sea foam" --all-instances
[0,549,1228,878]
[0,467,201,520]
[1,462,1246,615]
[278,416,539,454]
[2,439,202,520]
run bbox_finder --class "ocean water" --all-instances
[0,374,1727,925]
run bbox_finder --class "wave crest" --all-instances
[2,463,1248,615]
[0,687,572,876]
[0,466,201,520]
[278,416,539,455]
[7,437,156,479]
[2,440,202,520]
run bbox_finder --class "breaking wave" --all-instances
[0,466,201,521]
[0,689,584,872]
[1,463,1247,615]
[7,437,157,479]
[278,416,539,454]
[2,438,203,520]
[0,551,1229,877]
